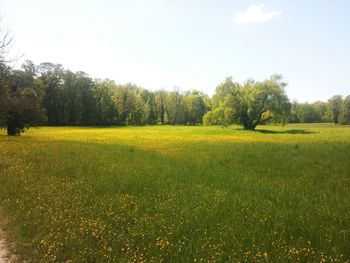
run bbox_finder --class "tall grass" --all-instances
[0,124,349,262]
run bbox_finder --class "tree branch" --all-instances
[259,116,273,124]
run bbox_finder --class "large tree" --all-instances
[164,90,184,125]
[339,95,350,125]
[136,88,157,125]
[204,75,291,130]
[295,103,321,123]
[0,64,10,127]
[0,25,45,135]
[184,90,206,125]
[93,79,118,125]
[1,68,46,135]
[39,62,65,125]
[114,83,137,125]
[155,90,166,124]
[327,95,343,124]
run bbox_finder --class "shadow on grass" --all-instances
[254,129,315,134]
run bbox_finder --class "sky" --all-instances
[0,0,349,102]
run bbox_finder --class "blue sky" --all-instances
[1,0,349,102]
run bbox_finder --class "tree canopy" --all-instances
[204,75,291,130]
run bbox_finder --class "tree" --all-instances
[289,101,300,123]
[0,64,10,127]
[155,90,166,124]
[313,101,328,122]
[1,68,46,135]
[93,79,118,125]
[136,88,157,125]
[327,95,343,124]
[76,72,96,125]
[204,75,291,130]
[295,103,320,123]
[184,90,206,125]
[164,90,184,125]
[59,70,95,126]
[339,95,350,125]
[114,84,137,125]
[39,62,65,125]
[62,70,83,125]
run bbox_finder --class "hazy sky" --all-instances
[1,0,349,102]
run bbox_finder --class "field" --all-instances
[0,124,350,262]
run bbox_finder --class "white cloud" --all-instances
[233,4,282,24]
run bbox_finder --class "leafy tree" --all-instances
[76,71,96,125]
[339,95,350,125]
[289,101,329,123]
[59,70,95,125]
[313,101,328,122]
[289,101,300,123]
[114,84,137,125]
[1,67,46,135]
[327,95,343,124]
[93,79,118,125]
[203,77,242,126]
[136,88,157,125]
[211,77,240,107]
[39,62,65,125]
[155,90,166,124]
[184,90,206,125]
[0,64,10,127]
[62,70,83,125]
[164,90,184,125]
[295,103,320,123]
[204,75,291,130]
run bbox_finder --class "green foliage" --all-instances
[113,83,137,125]
[184,91,206,125]
[0,64,46,135]
[93,79,118,125]
[2,59,349,134]
[8,62,208,129]
[164,90,184,125]
[294,103,324,123]
[339,96,350,125]
[204,75,291,130]
[327,95,343,124]
[40,63,65,125]
[296,103,319,123]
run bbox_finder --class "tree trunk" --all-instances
[242,117,256,130]
[243,122,256,130]
[7,124,18,136]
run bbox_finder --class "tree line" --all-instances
[290,96,350,125]
[1,60,349,136]
[0,61,209,135]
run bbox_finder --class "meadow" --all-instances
[0,124,349,262]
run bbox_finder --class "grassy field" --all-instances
[0,124,349,262]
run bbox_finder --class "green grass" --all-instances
[0,124,349,262]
